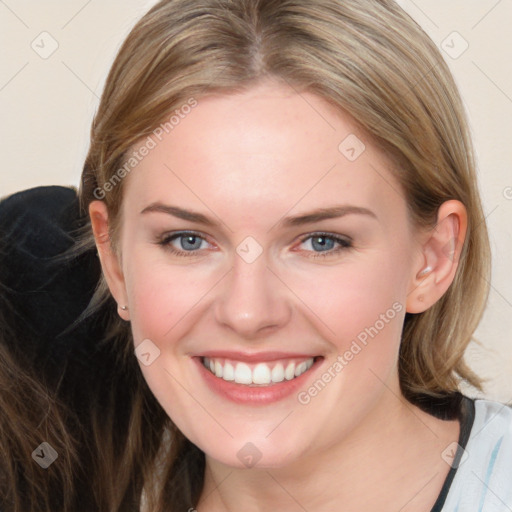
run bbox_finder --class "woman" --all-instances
[1,0,511,510]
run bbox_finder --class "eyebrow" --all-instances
[140,203,377,228]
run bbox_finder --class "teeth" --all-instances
[295,361,307,377]
[284,362,295,380]
[271,363,284,383]
[234,363,252,384]
[253,363,271,385]
[223,362,235,381]
[202,357,315,386]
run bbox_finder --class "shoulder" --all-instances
[469,399,512,473]
[469,398,512,462]
[442,397,512,511]
[473,398,512,433]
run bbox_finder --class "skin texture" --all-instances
[90,80,467,511]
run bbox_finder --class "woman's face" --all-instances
[109,81,427,468]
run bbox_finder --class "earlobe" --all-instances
[89,201,130,321]
[406,200,467,314]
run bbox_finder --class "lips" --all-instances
[194,352,321,404]
[202,356,315,386]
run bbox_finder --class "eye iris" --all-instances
[312,236,335,252]
[180,235,202,250]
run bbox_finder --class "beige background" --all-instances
[1,0,511,402]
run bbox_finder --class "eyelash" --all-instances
[156,231,353,259]
[297,232,352,259]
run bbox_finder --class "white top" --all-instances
[441,398,512,511]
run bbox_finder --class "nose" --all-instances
[213,255,292,339]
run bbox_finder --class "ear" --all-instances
[89,201,130,321]
[406,200,467,314]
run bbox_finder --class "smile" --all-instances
[201,356,315,386]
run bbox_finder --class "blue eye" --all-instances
[176,234,204,251]
[157,231,351,259]
[299,233,352,257]
[158,231,210,255]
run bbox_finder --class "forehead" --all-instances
[123,82,408,230]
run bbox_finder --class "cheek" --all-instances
[122,252,223,442]
[282,252,410,402]
[124,252,218,344]
[286,255,406,343]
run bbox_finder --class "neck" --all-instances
[197,388,460,512]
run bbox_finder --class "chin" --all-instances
[198,432,310,470]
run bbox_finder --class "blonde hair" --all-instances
[77,0,491,509]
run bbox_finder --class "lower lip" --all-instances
[194,357,322,405]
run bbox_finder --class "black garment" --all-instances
[426,394,476,511]
[0,186,101,382]
[0,186,141,511]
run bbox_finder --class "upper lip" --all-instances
[196,351,320,363]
